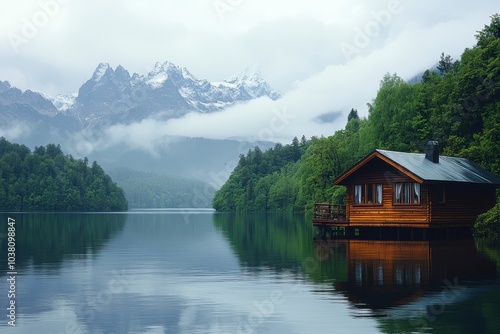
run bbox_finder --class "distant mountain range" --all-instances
[0,61,279,182]
[1,61,280,132]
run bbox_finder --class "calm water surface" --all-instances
[0,211,499,334]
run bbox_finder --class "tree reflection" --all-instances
[214,213,500,333]
[0,213,125,272]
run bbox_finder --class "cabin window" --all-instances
[376,184,383,204]
[394,182,420,204]
[367,183,375,203]
[354,184,383,205]
[413,183,420,203]
[354,184,363,204]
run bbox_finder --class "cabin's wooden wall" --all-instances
[428,183,496,226]
[343,158,497,227]
[345,159,429,227]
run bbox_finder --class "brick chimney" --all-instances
[425,141,439,163]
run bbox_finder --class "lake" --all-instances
[0,211,499,334]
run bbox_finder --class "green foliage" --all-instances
[367,73,427,152]
[212,137,307,212]
[213,125,367,213]
[108,168,215,208]
[0,137,128,211]
[213,15,500,220]
[437,52,458,74]
[474,200,500,239]
[298,127,365,212]
[475,14,500,48]
[347,108,359,122]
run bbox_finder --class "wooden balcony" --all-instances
[313,203,348,226]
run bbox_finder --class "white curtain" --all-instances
[413,183,421,203]
[404,183,411,203]
[395,183,402,203]
[376,184,383,203]
[355,185,362,204]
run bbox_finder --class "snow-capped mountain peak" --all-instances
[145,61,198,88]
[181,67,197,81]
[64,60,280,127]
[221,68,280,100]
[1,61,280,140]
[48,93,77,112]
[92,63,112,82]
[228,67,261,82]
[145,61,175,88]
[146,70,168,88]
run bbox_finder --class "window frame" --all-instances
[353,183,383,206]
[393,182,421,205]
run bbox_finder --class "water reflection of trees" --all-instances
[214,213,500,333]
[0,213,125,271]
[213,213,350,283]
[213,213,318,273]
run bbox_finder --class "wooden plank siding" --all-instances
[428,183,497,227]
[345,159,429,228]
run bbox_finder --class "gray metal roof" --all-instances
[377,149,500,185]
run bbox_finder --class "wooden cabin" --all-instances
[313,141,500,230]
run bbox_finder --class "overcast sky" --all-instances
[0,0,498,145]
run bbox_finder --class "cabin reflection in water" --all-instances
[315,239,497,311]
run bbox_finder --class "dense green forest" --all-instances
[213,14,500,231]
[0,137,128,211]
[108,168,216,208]
[212,136,310,212]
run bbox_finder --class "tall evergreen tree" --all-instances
[347,108,359,122]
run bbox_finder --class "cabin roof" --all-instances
[334,149,500,186]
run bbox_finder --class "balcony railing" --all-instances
[313,203,347,221]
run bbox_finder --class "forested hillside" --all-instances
[213,15,500,220]
[108,168,216,208]
[212,136,309,211]
[0,137,128,211]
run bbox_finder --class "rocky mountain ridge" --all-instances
[1,61,280,131]
[50,61,280,128]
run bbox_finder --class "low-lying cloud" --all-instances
[72,11,486,157]
[0,122,31,141]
